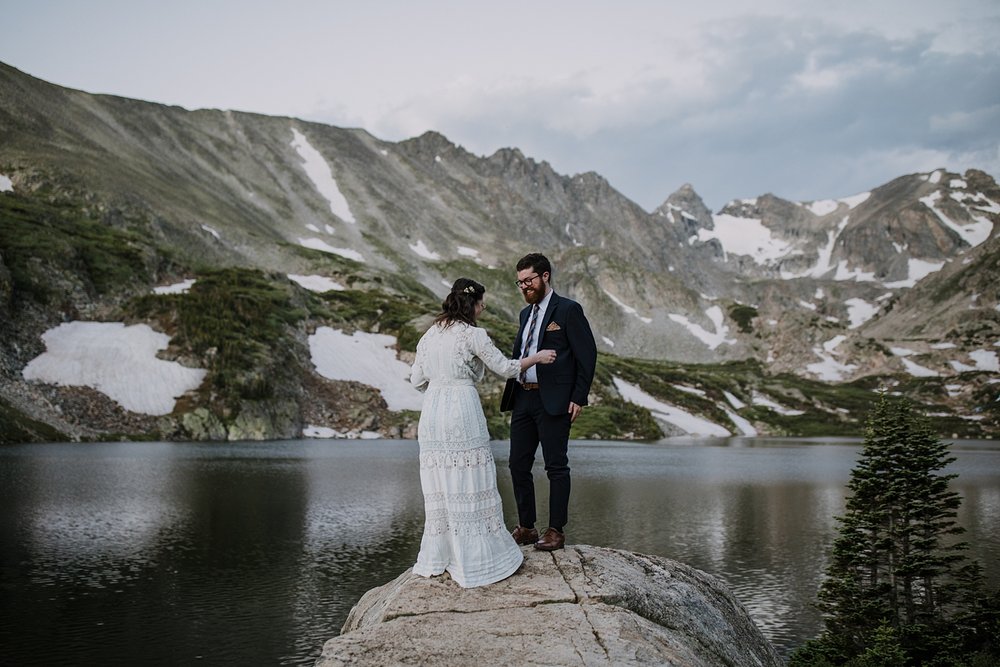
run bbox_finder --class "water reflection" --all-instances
[1,437,997,665]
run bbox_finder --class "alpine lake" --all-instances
[1,436,998,666]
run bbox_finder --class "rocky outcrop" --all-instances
[315,545,781,667]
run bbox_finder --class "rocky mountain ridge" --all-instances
[1,61,997,442]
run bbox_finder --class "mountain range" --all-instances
[1,61,997,443]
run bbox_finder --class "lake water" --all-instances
[1,437,997,665]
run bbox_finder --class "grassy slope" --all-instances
[1,188,991,442]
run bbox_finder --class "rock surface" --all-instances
[315,544,781,667]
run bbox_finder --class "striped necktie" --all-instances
[519,304,540,383]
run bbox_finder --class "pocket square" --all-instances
[546,322,562,332]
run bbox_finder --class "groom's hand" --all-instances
[568,402,582,422]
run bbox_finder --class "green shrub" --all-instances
[0,192,157,303]
[729,303,758,334]
[128,267,306,402]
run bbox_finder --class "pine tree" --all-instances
[796,393,995,665]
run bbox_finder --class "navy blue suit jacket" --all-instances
[508,291,597,416]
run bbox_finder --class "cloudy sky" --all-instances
[2,1,998,210]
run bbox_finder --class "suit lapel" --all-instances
[539,292,560,343]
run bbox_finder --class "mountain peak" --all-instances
[654,183,713,231]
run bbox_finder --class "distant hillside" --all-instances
[1,61,996,442]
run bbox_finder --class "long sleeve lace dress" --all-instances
[409,322,523,587]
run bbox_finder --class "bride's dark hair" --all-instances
[435,278,485,327]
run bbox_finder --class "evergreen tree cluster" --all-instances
[791,394,999,666]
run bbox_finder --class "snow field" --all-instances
[22,322,207,415]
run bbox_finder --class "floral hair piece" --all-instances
[463,285,476,294]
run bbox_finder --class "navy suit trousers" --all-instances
[509,385,571,531]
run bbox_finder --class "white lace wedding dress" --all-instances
[409,322,524,587]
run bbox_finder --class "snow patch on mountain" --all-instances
[920,190,992,247]
[308,327,423,411]
[751,392,805,416]
[289,274,345,292]
[781,217,850,280]
[613,377,730,437]
[290,127,356,223]
[845,298,877,329]
[883,258,947,288]
[410,240,441,260]
[153,279,196,294]
[840,192,871,209]
[667,306,735,350]
[804,200,839,216]
[604,290,652,323]
[900,357,939,377]
[298,237,365,263]
[969,349,999,372]
[723,390,745,409]
[22,321,207,415]
[806,336,857,381]
[303,425,381,439]
[697,214,798,264]
[724,407,758,436]
[833,260,877,282]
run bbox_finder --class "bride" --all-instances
[409,278,555,587]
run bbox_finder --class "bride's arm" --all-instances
[471,327,554,378]
[410,339,429,391]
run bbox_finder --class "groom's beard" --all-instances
[521,284,546,305]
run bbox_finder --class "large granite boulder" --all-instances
[315,544,781,666]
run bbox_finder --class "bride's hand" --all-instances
[535,349,556,365]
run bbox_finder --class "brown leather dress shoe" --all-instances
[534,527,565,551]
[511,525,539,546]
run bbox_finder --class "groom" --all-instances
[505,253,597,551]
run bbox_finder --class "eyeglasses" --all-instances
[515,274,541,288]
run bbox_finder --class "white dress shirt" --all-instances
[520,288,553,384]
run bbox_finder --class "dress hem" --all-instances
[413,549,524,589]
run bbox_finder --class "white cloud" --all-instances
[2,2,998,210]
